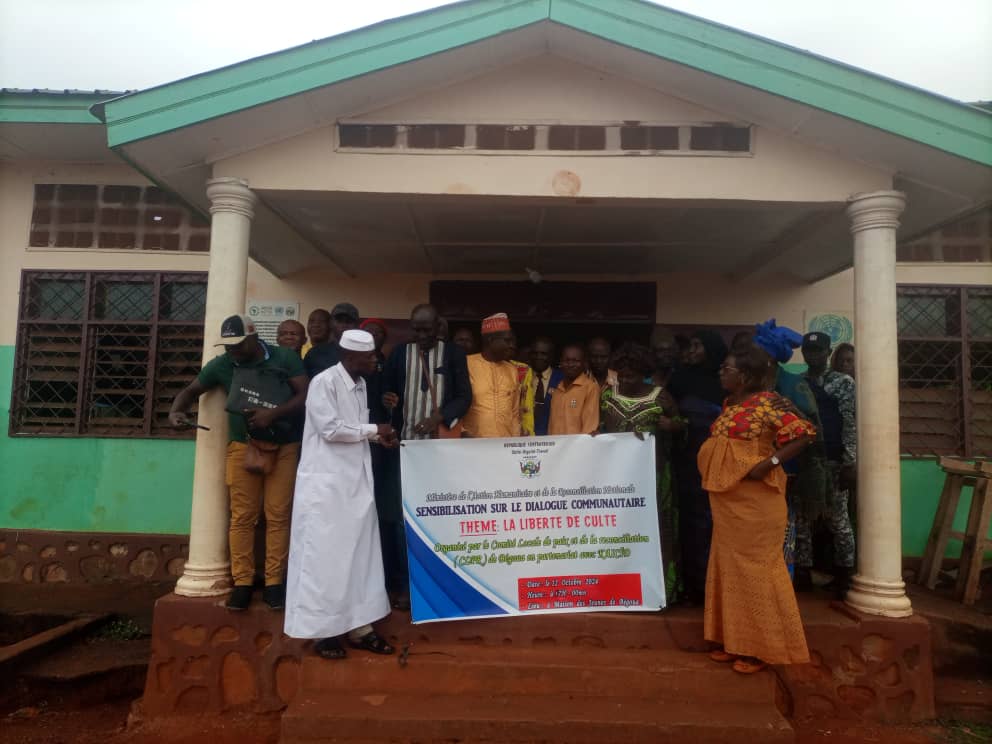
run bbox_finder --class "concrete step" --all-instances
[282,643,793,744]
[378,607,707,652]
[281,692,795,743]
[298,644,776,704]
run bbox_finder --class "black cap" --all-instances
[330,302,359,322]
[801,331,831,351]
[214,314,258,346]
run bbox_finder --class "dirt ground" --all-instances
[3,698,991,744]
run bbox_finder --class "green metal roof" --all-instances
[0,89,125,124]
[94,0,992,165]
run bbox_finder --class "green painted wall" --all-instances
[900,457,988,559]
[0,346,194,534]
[1,345,986,553]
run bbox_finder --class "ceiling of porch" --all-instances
[259,190,847,280]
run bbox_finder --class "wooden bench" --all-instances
[918,457,991,605]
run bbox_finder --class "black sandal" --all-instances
[314,637,347,660]
[347,631,395,655]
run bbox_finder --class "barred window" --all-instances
[29,184,211,252]
[897,206,991,262]
[10,271,207,438]
[897,285,992,457]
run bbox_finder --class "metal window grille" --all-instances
[897,205,992,263]
[29,184,210,252]
[9,270,207,439]
[897,284,991,457]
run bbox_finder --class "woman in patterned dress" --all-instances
[601,342,682,602]
[698,343,813,673]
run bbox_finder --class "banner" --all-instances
[401,433,664,623]
[245,300,301,344]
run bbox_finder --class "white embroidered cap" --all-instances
[340,329,375,352]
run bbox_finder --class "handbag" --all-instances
[227,364,295,442]
[243,437,280,475]
[420,350,463,440]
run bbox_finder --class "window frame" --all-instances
[897,283,991,458]
[28,183,211,254]
[9,269,208,440]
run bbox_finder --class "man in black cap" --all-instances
[303,302,360,378]
[168,314,308,611]
[798,330,857,596]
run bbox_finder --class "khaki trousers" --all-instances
[225,441,300,586]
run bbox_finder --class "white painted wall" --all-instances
[214,56,892,202]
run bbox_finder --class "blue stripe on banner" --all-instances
[406,518,507,621]
[406,541,460,620]
[408,577,435,621]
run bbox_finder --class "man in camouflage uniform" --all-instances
[798,331,857,595]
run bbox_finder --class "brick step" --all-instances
[298,644,775,704]
[378,607,706,652]
[281,691,794,744]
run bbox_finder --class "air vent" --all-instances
[407,124,465,149]
[548,125,607,151]
[337,122,751,155]
[338,124,396,148]
[690,125,750,152]
[476,125,536,150]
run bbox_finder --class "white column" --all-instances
[175,178,257,597]
[844,190,913,618]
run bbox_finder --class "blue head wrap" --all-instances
[752,318,802,363]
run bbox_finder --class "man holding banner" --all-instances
[461,313,521,438]
[284,329,399,659]
[380,304,472,609]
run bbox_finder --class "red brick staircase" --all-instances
[280,610,795,743]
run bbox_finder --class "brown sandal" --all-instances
[732,657,767,674]
[709,649,736,663]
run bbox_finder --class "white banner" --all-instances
[401,433,664,623]
[245,300,301,344]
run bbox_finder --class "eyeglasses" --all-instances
[719,365,741,374]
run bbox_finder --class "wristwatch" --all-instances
[770,455,781,466]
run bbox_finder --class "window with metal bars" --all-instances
[29,184,211,252]
[9,270,208,439]
[897,285,992,457]
[897,206,991,263]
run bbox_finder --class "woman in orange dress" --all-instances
[698,343,814,673]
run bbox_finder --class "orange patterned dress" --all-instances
[697,391,813,665]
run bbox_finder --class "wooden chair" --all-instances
[918,457,991,605]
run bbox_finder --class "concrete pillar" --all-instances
[175,178,256,598]
[844,190,913,618]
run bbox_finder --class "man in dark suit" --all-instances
[302,302,360,378]
[530,336,563,436]
[378,303,472,609]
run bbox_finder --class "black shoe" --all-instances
[826,567,854,599]
[263,584,286,610]
[225,585,254,611]
[793,567,813,592]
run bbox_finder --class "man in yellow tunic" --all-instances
[462,313,521,438]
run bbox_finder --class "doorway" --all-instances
[430,280,657,352]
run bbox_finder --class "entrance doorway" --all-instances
[430,280,656,353]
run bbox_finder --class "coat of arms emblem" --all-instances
[519,458,541,478]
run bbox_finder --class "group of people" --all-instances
[169,301,858,672]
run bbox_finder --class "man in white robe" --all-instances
[285,329,398,659]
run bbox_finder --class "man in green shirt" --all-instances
[169,314,308,611]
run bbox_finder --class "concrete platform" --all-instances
[281,641,794,743]
[138,592,935,731]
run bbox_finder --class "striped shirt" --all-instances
[401,342,448,441]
